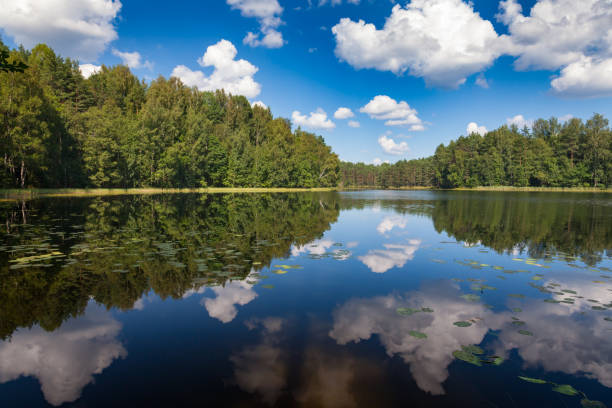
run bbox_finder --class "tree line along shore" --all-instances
[2,41,611,191]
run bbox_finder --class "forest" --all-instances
[0,41,340,189]
[2,41,611,190]
[341,114,612,188]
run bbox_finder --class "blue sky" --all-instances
[1,0,612,163]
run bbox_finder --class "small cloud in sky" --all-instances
[475,73,489,89]
[334,107,354,119]
[292,108,335,130]
[112,49,153,70]
[466,122,487,136]
[372,157,390,165]
[378,135,409,155]
[360,95,424,130]
[79,64,101,79]
[251,100,267,109]
[171,39,261,99]
[506,114,532,129]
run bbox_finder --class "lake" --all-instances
[0,190,611,407]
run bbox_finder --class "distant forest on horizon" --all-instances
[1,41,611,190]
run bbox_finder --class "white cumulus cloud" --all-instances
[498,0,612,97]
[475,73,489,88]
[372,158,390,165]
[333,107,354,119]
[360,95,423,129]
[378,135,409,156]
[0,0,121,62]
[506,114,532,128]
[227,0,285,48]
[79,64,101,79]
[466,122,487,136]
[331,0,612,97]
[171,39,261,99]
[332,0,501,88]
[551,57,612,98]
[251,100,268,109]
[111,49,152,70]
[292,108,335,130]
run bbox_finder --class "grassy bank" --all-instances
[2,186,611,201]
[451,186,612,193]
[0,187,337,201]
[340,186,612,193]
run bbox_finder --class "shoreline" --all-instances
[1,185,611,201]
[0,187,337,201]
[342,186,612,193]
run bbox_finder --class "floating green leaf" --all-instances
[396,307,420,316]
[518,376,547,384]
[552,384,579,396]
[461,345,484,354]
[454,321,472,327]
[461,294,480,302]
[518,330,533,336]
[409,330,427,339]
[452,349,482,366]
[580,399,607,408]
[421,307,434,313]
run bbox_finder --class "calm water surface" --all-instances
[0,191,611,407]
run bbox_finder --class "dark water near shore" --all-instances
[0,190,611,407]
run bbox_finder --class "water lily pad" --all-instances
[511,320,526,326]
[518,376,547,384]
[409,330,427,339]
[461,345,484,354]
[396,307,420,316]
[518,330,533,336]
[552,384,579,396]
[421,307,434,313]
[452,349,482,366]
[461,294,480,302]
[580,399,607,408]
[471,284,497,291]
[512,308,522,313]
[454,321,472,327]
